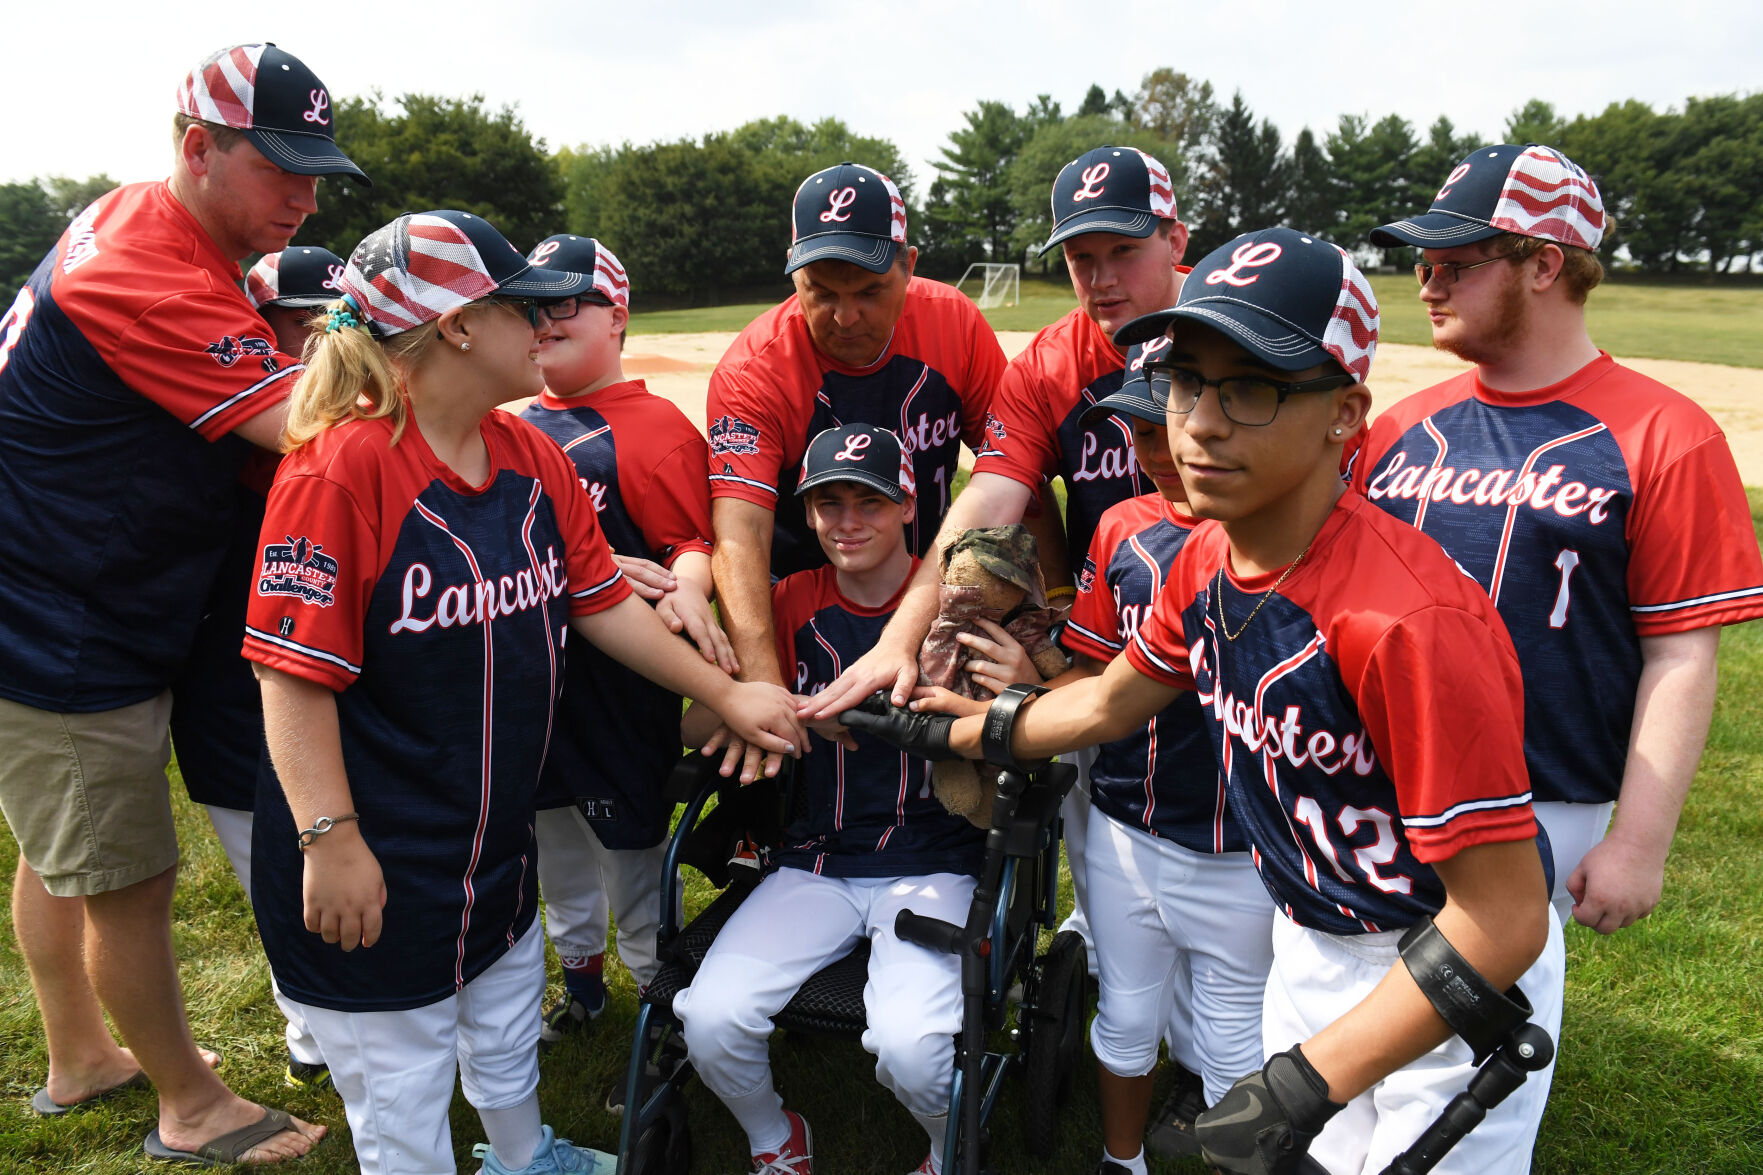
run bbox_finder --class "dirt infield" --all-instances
[517,331,1763,485]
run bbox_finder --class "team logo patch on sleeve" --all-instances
[1077,557,1097,595]
[709,414,762,456]
[206,335,277,369]
[259,536,339,607]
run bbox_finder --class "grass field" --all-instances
[628,276,1763,370]
[2,492,1759,1174]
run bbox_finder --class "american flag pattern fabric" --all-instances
[1490,146,1606,251]
[343,214,498,335]
[1136,149,1178,220]
[1322,245,1379,384]
[244,252,281,310]
[175,44,266,129]
[590,243,629,307]
[880,170,908,244]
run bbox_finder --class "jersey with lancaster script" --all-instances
[1125,493,1542,936]
[0,181,300,711]
[520,381,714,846]
[242,412,631,1012]
[706,277,1004,576]
[771,561,985,878]
[1063,493,1245,853]
[970,291,1185,565]
[1351,354,1763,805]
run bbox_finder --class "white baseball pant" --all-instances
[674,868,972,1160]
[534,804,676,987]
[1532,800,1617,926]
[1261,910,1565,1175]
[285,922,546,1175]
[1085,811,1273,1105]
[1057,743,1099,976]
[203,804,324,1066]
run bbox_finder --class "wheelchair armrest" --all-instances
[1001,762,1077,858]
[663,750,722,806]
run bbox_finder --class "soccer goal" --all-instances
[954,262,1021,309]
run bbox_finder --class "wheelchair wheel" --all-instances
[1020,929,1089,1157]
[625,1096,692,1175]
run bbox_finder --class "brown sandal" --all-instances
[144,1104,308,1166]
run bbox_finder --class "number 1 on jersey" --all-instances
[1549,549,1582,629]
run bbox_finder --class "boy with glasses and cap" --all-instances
[516,234,725,1052]
[1352,145,1763,933]
[847,228,1565,1175]
[0,41,366,1163]
[680,425,985,1175]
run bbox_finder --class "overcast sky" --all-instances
[5,0,1757,195]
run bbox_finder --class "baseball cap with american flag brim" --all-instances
[795,425,916,505]
[1114,227,1379,384]
[1370,144,1605,252]
[175,44,369,185]
[1041,146,1178,256]
[786,163,908,276]
[245,246,349,311]
[341,210,594,337]
[1080,337,1174,429]
[526,235,630,308]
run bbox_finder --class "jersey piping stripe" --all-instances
[896,362,931,551]
[1126,533,1165,829]
[560,425,612,452]
[413,499,496,990]
[243,624,363,676]
[570,570,626,600]
[1484,423,1608,605]
[709,471,778,495]
[1410,418,1449,532]
[188,363,303,431]
[1630,583,1763,613]
[1131,629,1183,680]
[1401,789,1534,828]
[809,618,846,831]
[517,479,560,778]
[1065,618,1123,652]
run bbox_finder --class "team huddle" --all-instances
[2,40,1759,1175]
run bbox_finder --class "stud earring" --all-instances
[1333,427,1343,436]
[460,342,471,352]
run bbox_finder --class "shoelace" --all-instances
[753,1151,812,1175]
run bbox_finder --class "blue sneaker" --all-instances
[472,1125,613,1174]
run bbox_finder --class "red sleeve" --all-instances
[243,472,379,691]
[958,300,1008,451]
[970,343,1058,490]
[705,345,811,510]
[1625,432,1763,634]
[1349,606,1537,863]
[770,574,812,692]
[110,290,300,440]
[628,435,714,567]
[536,436,632,617]
[1124,564,1196,689]
[1062,524,1124,663]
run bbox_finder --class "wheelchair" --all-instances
[615,750,1086,1175]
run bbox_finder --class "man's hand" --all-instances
[614,553,676,601]
[1566,833,1666,934]
[301,826,387,951]
[838,692,961,761]
[804,640,922,718]
[1195,1046,1344,1175]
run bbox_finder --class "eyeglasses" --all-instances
[481,298,541,328]
[1413,252,1520,287]
[538,294,614,322]
[1146,362,1354,428]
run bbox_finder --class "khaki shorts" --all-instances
[0,691,179,897]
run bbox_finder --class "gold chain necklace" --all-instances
[1214,534,1318,642]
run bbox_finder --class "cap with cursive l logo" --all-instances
[1114,227,1379,383]
[526,234,630,308]
[786,162,908,276]
[245,246,350,310]
[175,43,370,185]
[795,424,915,504]
[1041,145,1177,255]
[1369,144,1604,252]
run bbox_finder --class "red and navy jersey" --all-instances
[0,182,299,711]
[706,278,1004,576]
[1351,354,1763,805]
[1126,493,1541,936]
[970,304,1168,566]
[519,381,714,846]
[1063,494,1245,853]
[771,562,985,878]
[242,413,630,1012]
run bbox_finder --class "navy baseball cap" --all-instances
[795,425,915,504]
[343,210,594,336]
[1370,144,1605,252]
[1041,146,1177,255]
[786,163,908,275]
[1115,227,1380,384]
[176,44,369,185]
[245,246,348,310]
[1080,337,1173,428]
[528,235,630,308]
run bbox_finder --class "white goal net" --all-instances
[954,262,1021,309]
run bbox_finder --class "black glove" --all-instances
[838,692,962,761]
[1195,1046,1344,1175]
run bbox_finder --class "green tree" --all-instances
[927,100,1034,264]
[298,93,564,259]
[556,143,619,242]
[1505,99,1566,146]
[1078,85,1110,118]
[1327,113,1420,255]
[1191,91,1289,256]
[1129,69,1216,162]
[1285,128,1336,239]
[1561,99,1688,270]
[1407,116,1484,210]
[1,173,119,297]
[1676,94,1763,273]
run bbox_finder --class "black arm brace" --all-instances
[979,683,1051,772]
[1398,915,1534,1064]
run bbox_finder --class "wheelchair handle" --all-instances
[895,909,966,957]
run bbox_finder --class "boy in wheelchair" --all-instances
[678,425,983,1175]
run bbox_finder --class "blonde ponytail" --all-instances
[281,299,435,452]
